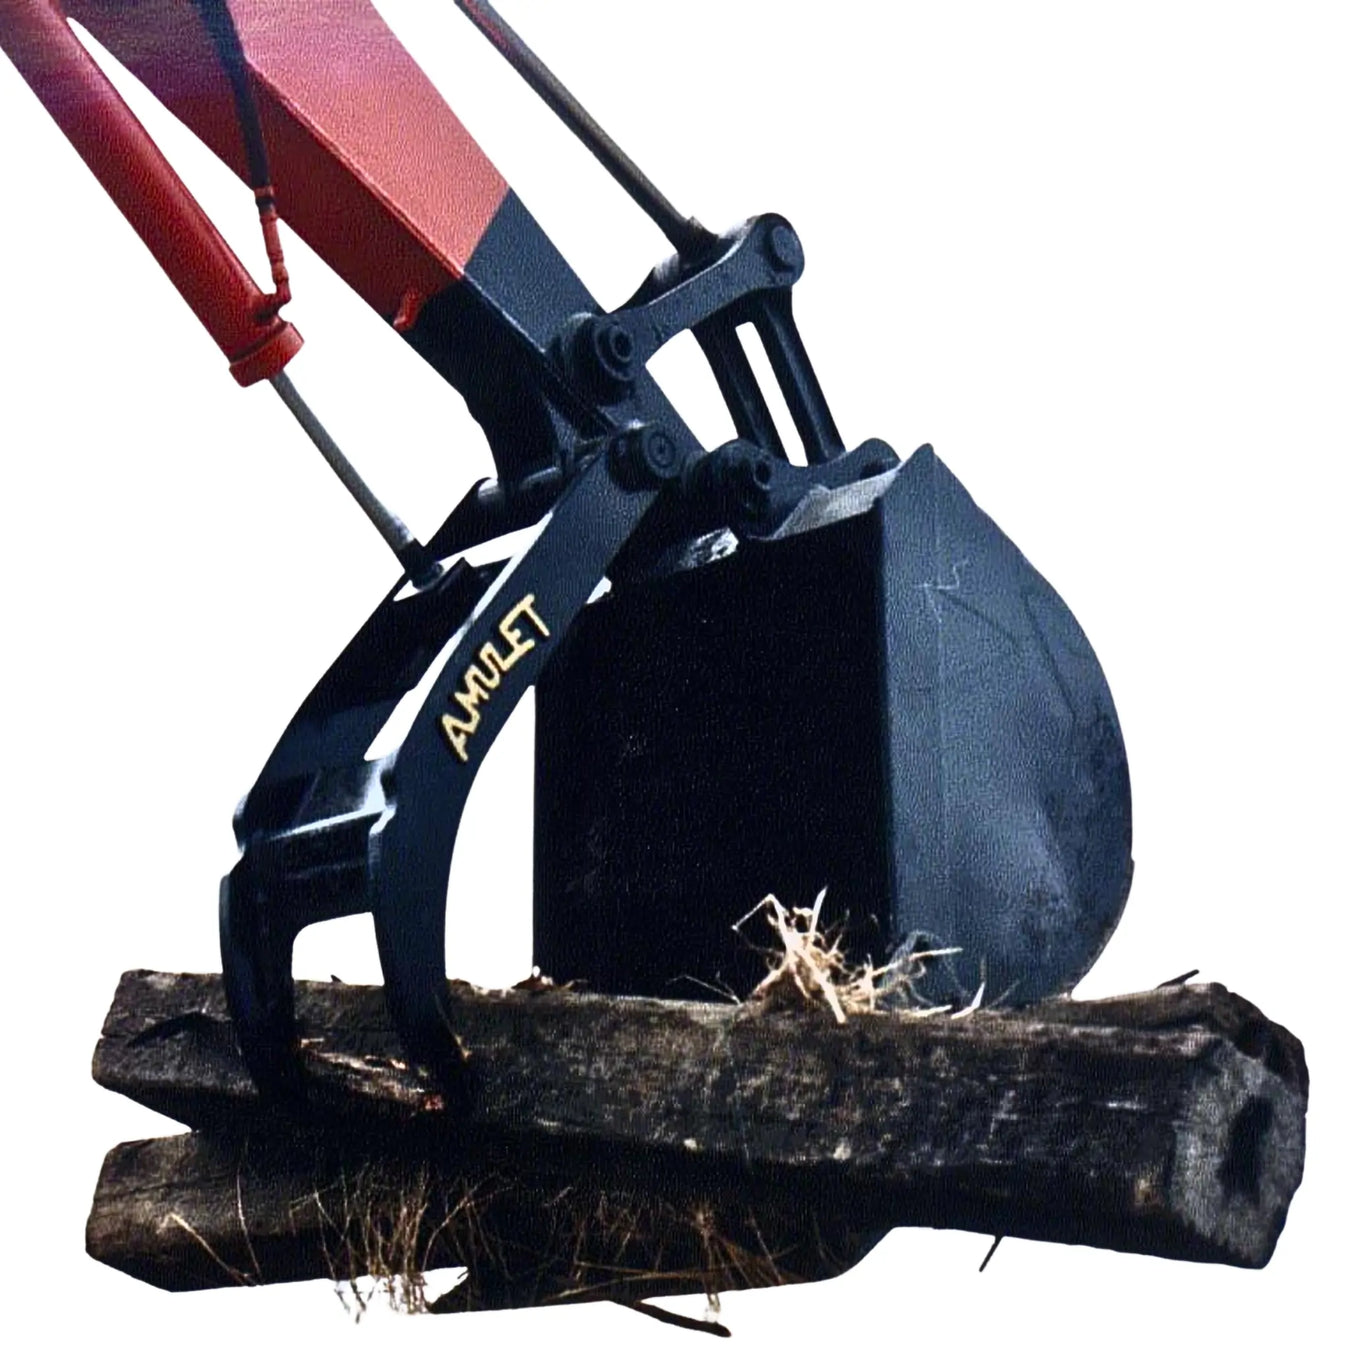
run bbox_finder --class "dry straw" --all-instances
[733,889,973,1021]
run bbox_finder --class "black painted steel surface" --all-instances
[537,446,1131,1007]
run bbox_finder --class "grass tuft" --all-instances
[733,890,963,1021]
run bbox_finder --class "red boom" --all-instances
[2,0,511,381]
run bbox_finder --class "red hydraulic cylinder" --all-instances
[0,0,301,385]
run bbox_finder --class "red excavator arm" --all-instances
[1,0,512,378]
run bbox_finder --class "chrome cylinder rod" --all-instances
[270,371,435,583]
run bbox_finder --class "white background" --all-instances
[0,1,1345,1344]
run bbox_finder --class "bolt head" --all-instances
[610,427,685,488]
[646,432,680,475]
[592,317,637,381]
[728,443,775,515]
[766,223,804,275]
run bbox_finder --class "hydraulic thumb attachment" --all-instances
[220,427,690,1098]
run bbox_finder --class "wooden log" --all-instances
[87,1130,882,1307]
[87,971,1307,1305]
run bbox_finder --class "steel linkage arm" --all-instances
[568,215,845,465]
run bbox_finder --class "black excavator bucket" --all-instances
[536,444,1132,1008]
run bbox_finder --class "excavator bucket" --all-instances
[537,446,1131,1008]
